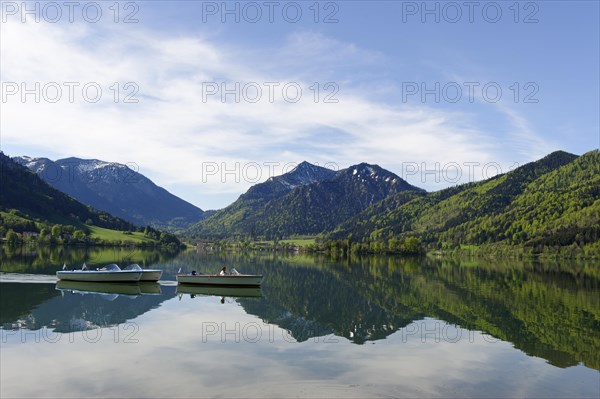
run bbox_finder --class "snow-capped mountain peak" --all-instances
[344,163,403,186]
[12,156,53,174]
[275,161,337,189]
[12,155,203,228]
[75,159,113,173]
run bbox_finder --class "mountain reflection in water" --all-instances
[1,250,599,371]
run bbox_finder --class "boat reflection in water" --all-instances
[177,284,262,303]
[123,264,163,282]
[56,280,162,299]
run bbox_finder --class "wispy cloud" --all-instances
[1,17,532,208]
[495,103,558,160]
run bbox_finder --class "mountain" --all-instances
[258,163,424,236]
[330,150,600,253]
[13,156,203,230]
[241,161,338,202]
[188,161,336,238]
[0,152,135,231]
[188,161,424,239]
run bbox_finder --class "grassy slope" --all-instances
[0,212,159,245]
[279,238,316,246]
[86,225,156,243]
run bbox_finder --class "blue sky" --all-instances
[1,0,598,209]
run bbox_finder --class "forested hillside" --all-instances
[329,150,600,256]
[189,162,422,238]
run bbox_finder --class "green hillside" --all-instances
[189,163,422,239]
[329,150,600,256]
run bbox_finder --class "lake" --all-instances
[1,247,599,398]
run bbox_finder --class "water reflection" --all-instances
[165,252,600,370]
[56,281,162,296]
[1,248,599,390]
[1,281,175,333]
[177,284,262,299]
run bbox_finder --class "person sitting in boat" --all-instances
[219,266,228,276]
[191,270,197,275]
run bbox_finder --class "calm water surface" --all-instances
[1,247,599,398]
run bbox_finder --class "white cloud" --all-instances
[1,16,530,208]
